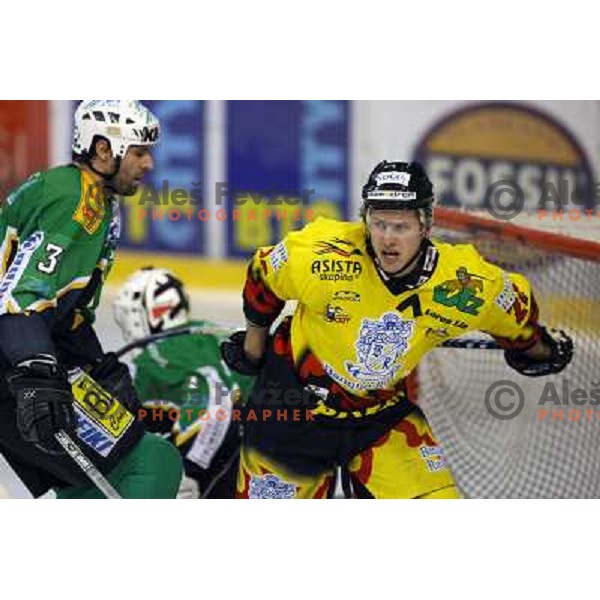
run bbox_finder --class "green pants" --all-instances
[56,433,183,499]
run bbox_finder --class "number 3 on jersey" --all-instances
[37,243,64,274]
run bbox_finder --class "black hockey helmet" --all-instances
[361,161,434,213]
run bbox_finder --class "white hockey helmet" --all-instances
[72,100,160,160]
[113,267,190,343]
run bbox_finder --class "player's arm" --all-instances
[243,321,270,366]
[503,326,572,377]
[0,182,77,452]
[222,229,310,374]
[0,180,104,452]
[480,267,573,377]
[0,184,93,363]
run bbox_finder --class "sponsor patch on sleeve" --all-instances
[419,445,448,472]
[269,241,288,273]
[495,273,516,312]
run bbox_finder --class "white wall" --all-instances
[352,100,599,215]
[51,100,600,253]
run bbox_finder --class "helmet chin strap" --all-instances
[85,156,122,191]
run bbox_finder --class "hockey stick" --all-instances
[115,323,234,359]
[440,337,501,350]
[199,446,241,500]
[116,326,503,359]
[54,429,122,499]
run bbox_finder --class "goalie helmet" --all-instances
[113,267,190,343]
[72,100,160,160]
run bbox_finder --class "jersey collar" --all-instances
[367,238,440,295]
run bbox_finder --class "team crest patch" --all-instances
[249,474,296,499]
[344,312,414,384]
[73,173,107,235]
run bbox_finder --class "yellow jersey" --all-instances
[243,217,540,417]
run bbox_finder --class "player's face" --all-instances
[367,209,424,274]
[112,145,155,196]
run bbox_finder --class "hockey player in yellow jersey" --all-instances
[221,161,573,499]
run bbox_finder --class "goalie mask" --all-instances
[113,267,190,343]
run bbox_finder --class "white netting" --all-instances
[417,208,600,498]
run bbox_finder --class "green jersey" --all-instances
[0,165,147,472]
[0,165,119,322]
[132,320,254,469]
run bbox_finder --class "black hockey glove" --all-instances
[7,355,75,454]
[505,327,573,377]
[87,352,140,413]
[220,330,264,376]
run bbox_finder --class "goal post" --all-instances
[415,206,600,498]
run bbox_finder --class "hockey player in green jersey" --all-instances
[0,100,182,499]
[113,267,254,498]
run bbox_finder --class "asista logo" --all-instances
[311,259,363,282]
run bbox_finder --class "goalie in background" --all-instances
[222,160,573,499]
[113,267,255,498]
[0,100,183,499]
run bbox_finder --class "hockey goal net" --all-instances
[416,207,600,498]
